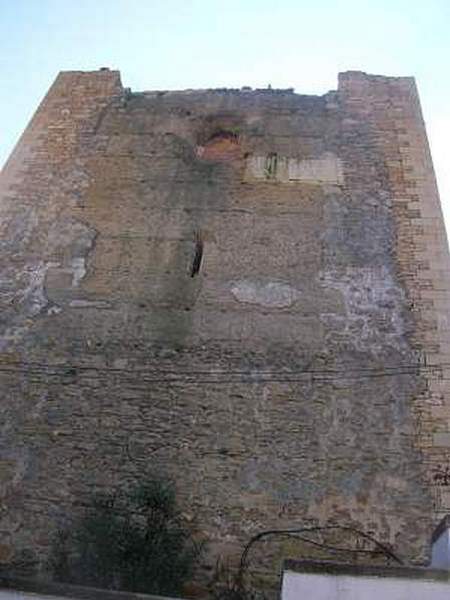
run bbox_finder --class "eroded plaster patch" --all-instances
[246,152,344,185]
[0,208,39,250]
[0,261,57,350]
[44,218,97,292]
[70,257,87,287]
[0,218,97,349]
[231,280,301,308]
[320,266,409,353]
[69,299,112,309]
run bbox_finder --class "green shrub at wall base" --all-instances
[49,478,204,595]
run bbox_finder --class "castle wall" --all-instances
[0,70,449,578]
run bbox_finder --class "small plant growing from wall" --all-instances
[49,477,203,595]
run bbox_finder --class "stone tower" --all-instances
[1,70,450,577]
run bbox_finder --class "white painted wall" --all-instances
[282,570,450,600]
[0,593,70,600]
[432,529,450,570]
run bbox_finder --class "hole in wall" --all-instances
[196,130,241,162]
[264,152,278,179]
[208,130,239,143]
[190,233,204,277]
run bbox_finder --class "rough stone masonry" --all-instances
[1,69,450,580]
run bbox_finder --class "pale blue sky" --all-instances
[1,0,449,227]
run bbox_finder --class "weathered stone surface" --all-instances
[246,152,344,184]
[0,69,449,586]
